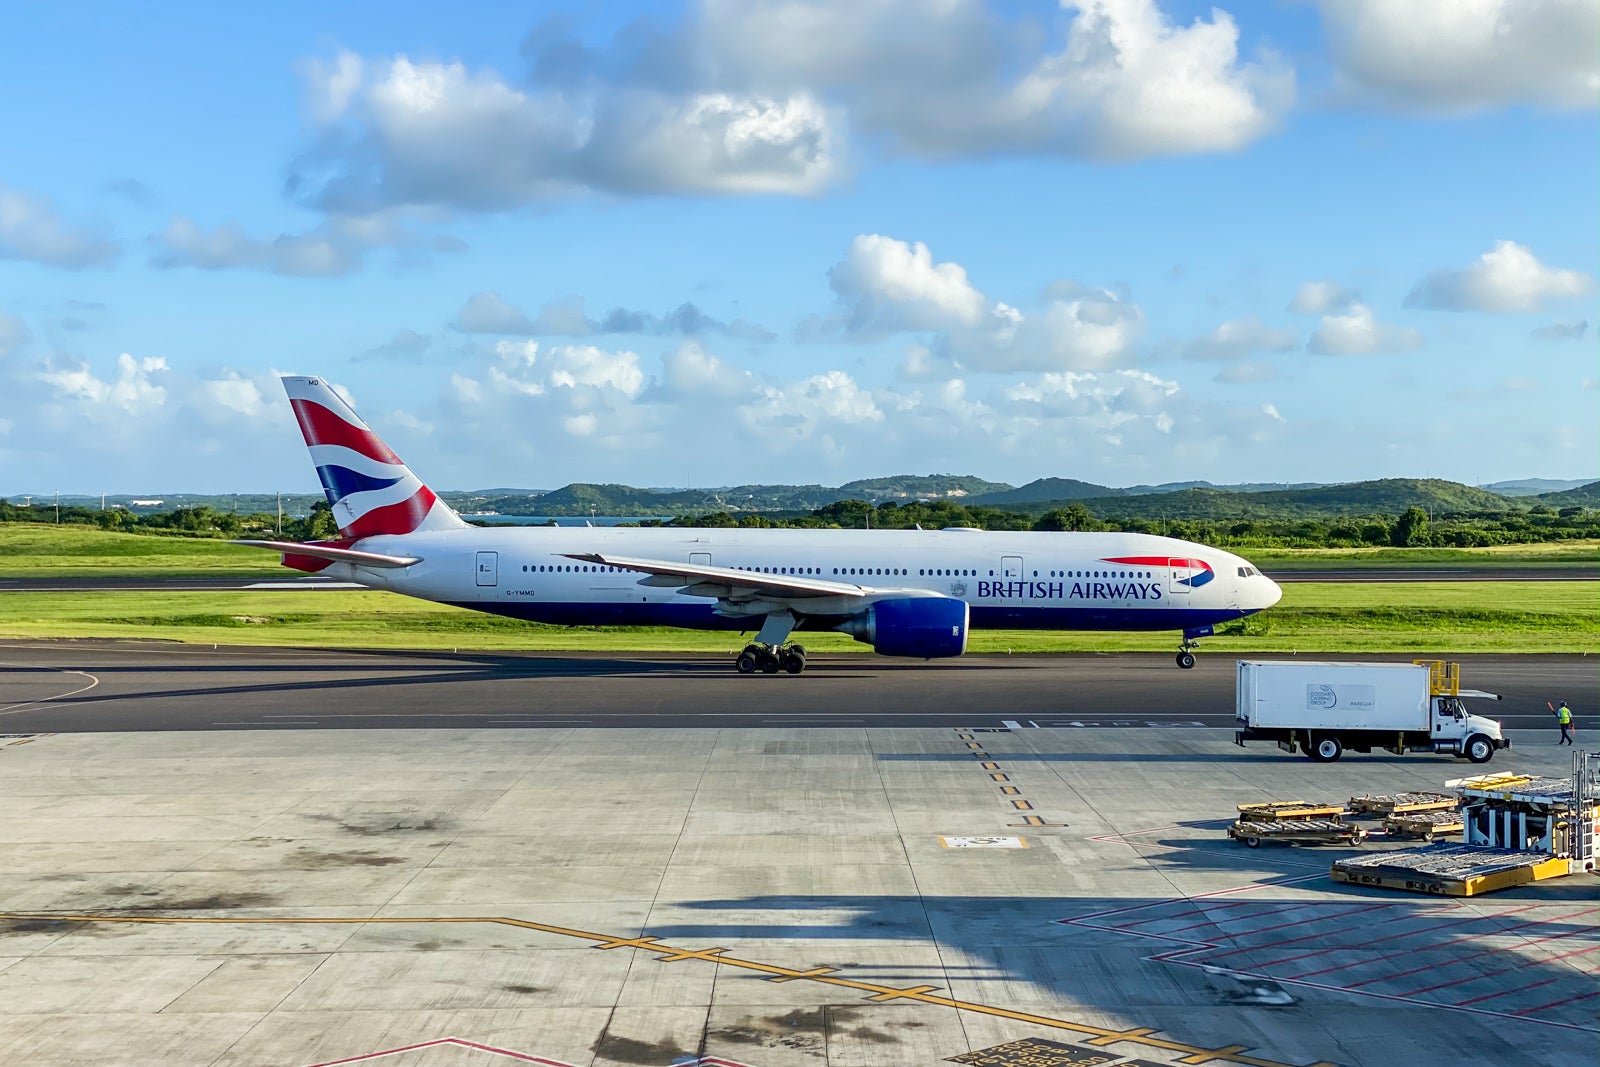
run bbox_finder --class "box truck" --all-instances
[1233,659,1509,763]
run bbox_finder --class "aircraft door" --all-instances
[1167,557,1191,594]
[1002,556,1023,579]
[476,551,498,587]
[690,552,711,567]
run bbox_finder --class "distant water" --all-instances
[469,515,671,527]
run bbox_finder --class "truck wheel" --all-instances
[1465,735,1494,764]
[1243,836,1261,848]
[1311,735,1343,762]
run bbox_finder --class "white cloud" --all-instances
[0,309,30,357]
[828,234,988,332]
[151,213,458,277]
[1183,315,1297,360]
[36,354,169,415]
[486,339,645,398]
[1308,303,1425,355]
[994,0,1295,159]
[659,341,759,400]
[818,234,1142,373]
[455,291,772,340]
[296,3,1293,212]
[1532,319,1588,340]
[457,292,536,334]
[0,184,119,269]
[201,373,266,420]
[1406,241,1593,312]
[293,52,839,210]
[693,0,1293,160]
[1289,280,1359,314]
[1317,0,1600,111]
[741,370,884,448]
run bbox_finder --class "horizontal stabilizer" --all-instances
[232,540,421,569]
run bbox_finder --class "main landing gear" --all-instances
[735,643,807,675]
[734,610,807,674]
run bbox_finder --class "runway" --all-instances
[1,566,1594,593]
[1,641,1590,732]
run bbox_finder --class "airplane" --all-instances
[236,376,1283,674]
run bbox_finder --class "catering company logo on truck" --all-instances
[1307,684,1376,710]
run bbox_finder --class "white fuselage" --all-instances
[317,526,1282,635]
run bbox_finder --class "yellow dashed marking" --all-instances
[0,912,1336,1067]
[1000,786,1021,796]
[990,773,1010,782]
[1011,799,1034,811]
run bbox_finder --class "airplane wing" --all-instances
[233,540,421,569]
[562,551,872,601]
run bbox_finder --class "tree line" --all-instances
[4,496,1596,549]
[636,498,1600,548]
[0,499,340,541]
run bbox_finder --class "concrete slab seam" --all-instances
[0,911,1341,1067]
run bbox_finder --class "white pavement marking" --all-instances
[0,662,100,719]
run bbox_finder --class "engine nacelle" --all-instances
[837,596,969,658]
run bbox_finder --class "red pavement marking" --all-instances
[1116,900,1264,931]
[1514,988,1600,1017]
[302,1038,574,1066]
[1060,873,1322,924]
[1396,942,1600,998]
[1340,911,1597,989]
[1198,902,1411,963]
[1274,905,1548,980]
[1460,971,1570,1007]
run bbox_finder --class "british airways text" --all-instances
[975,580,1164,601]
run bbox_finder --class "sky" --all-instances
[1,0,1596,495]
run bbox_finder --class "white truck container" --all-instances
[1233,660,1509,764]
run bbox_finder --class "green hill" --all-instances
[838,474,1012,499]
[972,478,1120,505]
[1015,479,1521,520]
[1537,481,1600,507]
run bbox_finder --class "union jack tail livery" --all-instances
[282,376,467,539]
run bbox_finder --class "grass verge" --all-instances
[1,582,1593,654]
[0,524,279,578]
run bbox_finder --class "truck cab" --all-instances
[1431,694,1508,762]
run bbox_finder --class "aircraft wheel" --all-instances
[735,650,759,674]
[783,648,806,675]
[789,644,806,658]
[760,649,782,674]
[1176,651,1196,669]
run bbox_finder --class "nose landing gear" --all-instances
[1175,625,1213,669]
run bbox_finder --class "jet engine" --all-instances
[836,596,969,658]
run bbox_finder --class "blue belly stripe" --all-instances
[443,601,1256,633]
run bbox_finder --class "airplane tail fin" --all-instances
[281,376,467,539]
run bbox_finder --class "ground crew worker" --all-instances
[1549,700,1573,746]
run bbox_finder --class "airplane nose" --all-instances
[1262,576,1283,609]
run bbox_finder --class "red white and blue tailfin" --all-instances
[282,376,467,539]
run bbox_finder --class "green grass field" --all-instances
[0,581,1593,654]
[0,524,279,577]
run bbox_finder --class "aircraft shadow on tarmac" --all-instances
[638,867,1600,1061]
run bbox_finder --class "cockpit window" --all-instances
[1236,566,1259,577]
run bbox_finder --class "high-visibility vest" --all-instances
[1557,706,1572,724]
